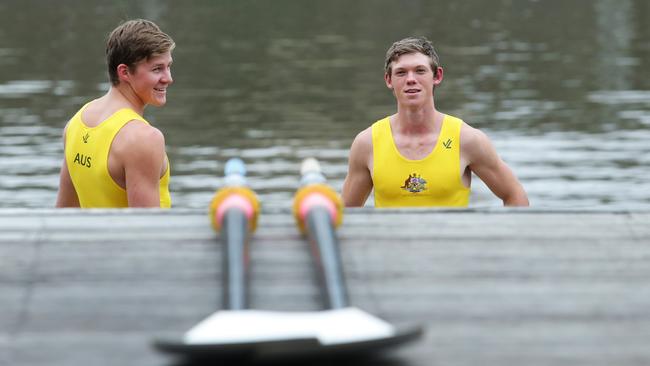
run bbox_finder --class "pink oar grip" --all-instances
[298,192,338,224]
[215,194,255,227]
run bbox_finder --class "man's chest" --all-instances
[392,134,440,160]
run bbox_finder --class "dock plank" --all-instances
[1,208,649,366]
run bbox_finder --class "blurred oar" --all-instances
[153,158,319,360]
[289,158,423,356]
[153,158,421,361]
[211,157,257,310]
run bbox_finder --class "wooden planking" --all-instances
[1,208,650,366]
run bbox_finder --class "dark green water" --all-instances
[1,0,649,208]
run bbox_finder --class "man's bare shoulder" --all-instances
[113,120,165,156]
[123,120,164,141]
[459,120,503,170]
[349,127,372,170]
[460,121,492,152]
[351,126,373,149]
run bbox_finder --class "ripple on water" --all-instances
[587,90,650,105]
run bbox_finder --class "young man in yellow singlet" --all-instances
[56,19,174,208]
[342,37,529,207]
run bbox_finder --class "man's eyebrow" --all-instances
[153,60,172,66]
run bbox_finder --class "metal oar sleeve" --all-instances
[306,206,349,310]
[222,208,250,310]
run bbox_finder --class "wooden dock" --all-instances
[1,208,649,366]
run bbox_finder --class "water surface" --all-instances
[1,0,649,209]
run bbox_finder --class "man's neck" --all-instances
[109,85,145,116]
[394,104,440,135]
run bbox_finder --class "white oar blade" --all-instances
[183,307,394,346]
[313,307,395,345]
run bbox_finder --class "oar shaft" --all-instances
[222,208,250,310]
[306,206,349,310]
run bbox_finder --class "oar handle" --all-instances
[209,158,260,311]
[305,206,349,309]
[293,158,346,310]
[221,207,250,310]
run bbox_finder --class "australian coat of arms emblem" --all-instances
[401,173,427,193]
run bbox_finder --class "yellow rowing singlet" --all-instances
[372,115,470,207]
[64,104,171,208]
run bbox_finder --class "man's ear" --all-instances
[433,66,443,86]
[384,73,393,89]
[116,64,131,83]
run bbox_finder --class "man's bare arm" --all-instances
[464,127,529,206]
[55,125,80,207]
[121,124,166,207]
[342,128,373,207]
[56,159,80,207]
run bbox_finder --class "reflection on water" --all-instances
[1,0,649,209]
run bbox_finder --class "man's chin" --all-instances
[150,99,167,107]
[400,98,423,106]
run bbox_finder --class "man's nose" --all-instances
[163,69,173,84]
[406,71,416,83]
